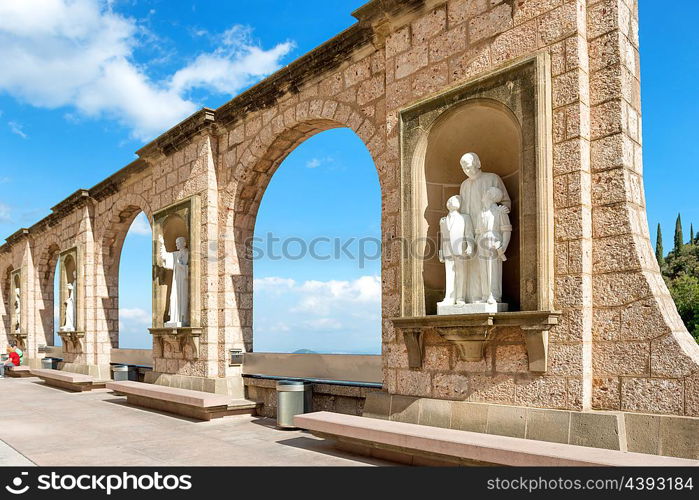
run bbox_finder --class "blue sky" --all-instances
[0,1,696,352]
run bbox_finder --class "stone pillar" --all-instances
[587,0,699,415]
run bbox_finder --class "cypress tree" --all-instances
[656,223,664,265]
[691,224,695,245]
[674,214,683,252]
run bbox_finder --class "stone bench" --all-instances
[6,366,33,378]
[106,381,261,421]
[294,411,699,467]
[30,368,106,392]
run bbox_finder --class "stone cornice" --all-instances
[352,0,428,25]
[89,159,147,201]
[5,228,30,247]
[50,189,92,218]
[137,108,216,159]
[215,24,374,128]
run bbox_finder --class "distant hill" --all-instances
[292,349,318,354]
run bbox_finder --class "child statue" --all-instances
[476,186,512,305]
[437,195,474,313]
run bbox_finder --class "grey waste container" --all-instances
[112,365,129,381]
[41,357,61,369]
[276,380,313,429]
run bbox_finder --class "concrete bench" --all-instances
[106,381,261,421]
[294,411,699,467]
[6,366,33,378]
[30,368,106,392]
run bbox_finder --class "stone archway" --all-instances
[34,242,61,347]
[94,193,153,350]
[219,100,385,376]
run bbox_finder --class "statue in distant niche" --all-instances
[159,235,189,327]
[13,287,20,333]
[437,152,512,314]
[60,271,77,332]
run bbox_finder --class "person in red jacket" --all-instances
[0,345,20,378]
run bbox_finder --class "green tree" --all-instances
[655,223,664,266]
[667,274,699,342]
[663,233,699,343]
[691,224,695,245]
[674,214,683,252]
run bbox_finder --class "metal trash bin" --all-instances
[112,365,129,381]
[276,380,312,429]
[41,357,61,370]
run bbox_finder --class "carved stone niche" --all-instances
[392,312,560,372]
[148,196,201,359]
[394,54,558,372]
[56,247,84,350]
[9,268,25,349]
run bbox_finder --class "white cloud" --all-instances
[253,275,382,353]
[304,317,342,331]
[253,276,296,291]
[129,212,151,236]
[7,121,27,139]
[295,276,381,315]
[305,156,335,169]
[120,307,150,322]
[0,1,293,141]
[0,203,11,223]
[170,26,294,95]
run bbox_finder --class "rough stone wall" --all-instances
[0,0,696,414]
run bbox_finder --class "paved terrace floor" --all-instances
[0,377,390,466]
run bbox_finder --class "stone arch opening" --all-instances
[414,98,523,314]
[223,110,382,357]
[96,198,153,349]
[253,128,381,354]
[35,242,61,346]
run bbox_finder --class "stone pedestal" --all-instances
[437,302,508,315]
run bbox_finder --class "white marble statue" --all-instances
[60,271,77,332]
[437,195,473,312]
[459,153,511,304]
[13,287,20,333]
[159,235,189,327]
[476,186,512,305]
[437,152,512,315]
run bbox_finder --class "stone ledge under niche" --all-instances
[390,311,561,373]
[149,327,202,360]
